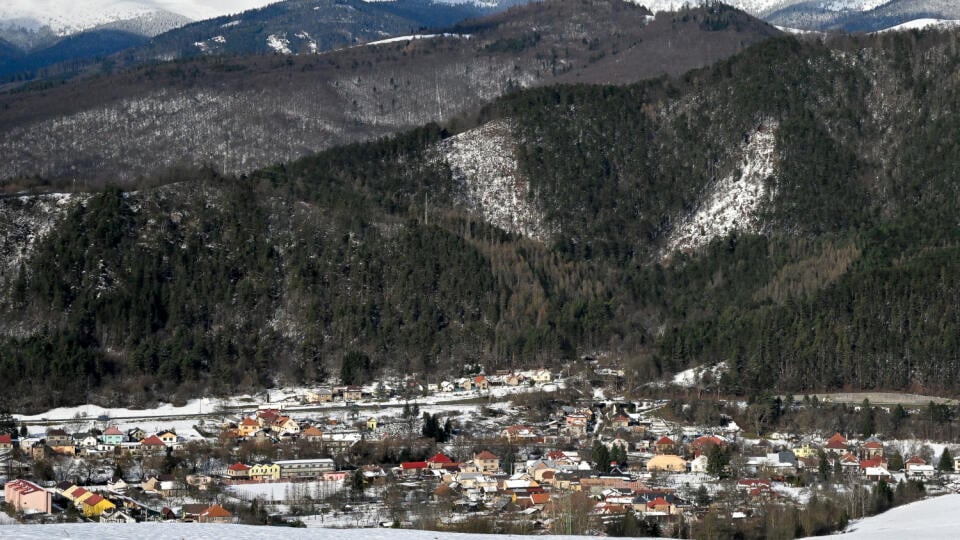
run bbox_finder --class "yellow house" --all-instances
[250,463,281,481]
[79,494,116,517]
[366,417,378,431]
[157,431,179,445]
[237,417,260,437]
[794,443,818,459]
[646,454,687,473]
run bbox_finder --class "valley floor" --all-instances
[3,495,960,540]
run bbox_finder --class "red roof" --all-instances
[906,455,926,465]
[655,436,675,446]
[864,441,883,449]
[400,461,428,469]
[201,504,233,518]
[83,494,105,506]
[141,435,166,446]
[228,462,250,472]
[531,492,550,504]
[7,479,43,495]
[859,457,887,470]
[0,433,12,444]
[475,450,499,460]
[240,417,259,426]
[826,433,847,448]
[647,497,670,508]
[427,452,453,464]
[103,426,123,436]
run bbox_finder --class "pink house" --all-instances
[322,471,349,481]
[4,479,52,514]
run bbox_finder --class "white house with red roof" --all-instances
[426,452,456,469]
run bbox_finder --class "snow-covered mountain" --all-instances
[635,0,960,32]
[0,1,282,38]
[633,0,889,16]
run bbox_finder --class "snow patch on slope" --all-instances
[673,362,728,387]
[665,120,778,255]
[267,33,292,54]
[876,18,960,32]
[438,120,549,241]
[0,193,88,285]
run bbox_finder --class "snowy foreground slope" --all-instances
[0,524,654,540]
[4,496,960,540]
[813,493,960,539]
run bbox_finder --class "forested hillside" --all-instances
[2,23,960,411]
[0,1,778,186]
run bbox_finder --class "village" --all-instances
[2,364,960,537]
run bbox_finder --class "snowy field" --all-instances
[0,524,656,540]
[814,493,960,539]
[4,496,960,540]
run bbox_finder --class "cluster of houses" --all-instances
[20,426,184,461]
[304,369,554,404]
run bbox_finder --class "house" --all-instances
[690,454,709,473]
[237,417,260,438]
[4,479,52,514]
[529,369,552,384]
[427,452,455,470]
[564,415,589,437]
[610,415,630,430]
[501,425,538,442]
[276,458,336,479]
[503,373,523,386]
[825,433,848,453]
[343,386,363,401]
[127,427,146,442]
[302,426,324,442]
[46,428,76,455]
[307,387,334,403]
[249,463,281,482]
[140,435,167,453]
[864,466,892,482]
[227,462,251,480]
[862,439,884,459]
[79,493,116,517]
[505,373,524,386]
[440,381,455,392]
[643,496,677,515]
[107,477,129,493]
[646,454,686,473]
[474,450,500,473]
[654,436,677,455]
[100,508,137,523]
[0,433,13,449]
[400,461,429,477]
[322,470,349,482]
[906,463,935,479]
[474,376,489,391]
[737,479,772,497]
[457,378,473,391]
[156,431,179,446]
[690,435,725,456]
[366,417,378,431]
[101,426,125,446]
[793,443,818,459]
[272,416,300,435]
[198,504,233,524]
[185,474,214,490]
